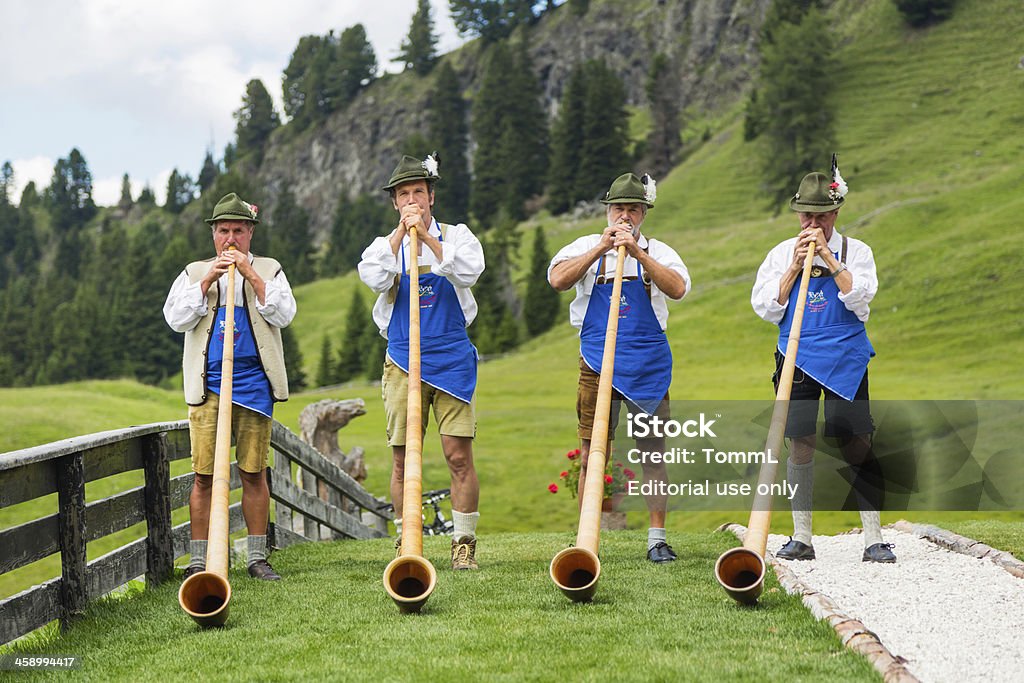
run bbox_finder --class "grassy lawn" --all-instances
[1,531,880,682]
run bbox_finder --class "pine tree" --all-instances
[117,173,134,212]
[469,230,520,354]
[335,287,369,382]
[322,192,391,277]
[197,151,219,194]
[644,53,681,178]
[283,35,324,126]
[523,226,560,337]
[470,42,513,229]
[547,63,587,213]
[47,149,97,232]
[471,41,547,227]
[137,184,156,207]
[575,60,628,201]
[268,187,315,285]
[164,169,195,214]
[395,0,438,75]
[234,79,280,160]
[448,0,538,42]
[429,62,471,220]
[894,0,955,27]
[316,334,334,387]
[754,7,836,207]
[0,162,13,205]
[282,325,307,393]
[503,38,548,220]
[743,0,822,143]
[336,24,377,103]
[362,322,387,381]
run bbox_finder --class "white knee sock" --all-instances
[394,517,403,537]
[247,535,268,567]
[647,527,667,550]
[452,510,479,542]
[189,539,207,569]
[788,459,815,545]
[860,509,883,546]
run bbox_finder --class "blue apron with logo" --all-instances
[387,225,478,403]
[207,305,274,418]
[580,254,672,414]
[777,248,874,401]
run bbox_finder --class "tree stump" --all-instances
[298,398,368,540]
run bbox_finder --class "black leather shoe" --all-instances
[776,538,816,560]
[862,543,897,563]
[182,565,203,581]
[647,542,677,563]
[247,559,282,580]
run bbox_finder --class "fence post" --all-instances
[301,468,321,540]
[142,432,174,585]
[272,449,293,534]
[56,453,87,632]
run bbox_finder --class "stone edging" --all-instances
[717,523,920,683]
[888,520,1024,580]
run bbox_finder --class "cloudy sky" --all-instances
[1,1,465,205]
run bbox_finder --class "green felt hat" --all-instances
[382,153,441,191]
[205,192,259,224]
[789,172,845,213]
[600,172,656,208]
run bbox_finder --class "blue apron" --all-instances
[580,254,672,414]
[387,224,478,403]
[207,305,274,418]
[777,246,874,401]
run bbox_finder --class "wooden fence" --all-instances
[0,420,391,645]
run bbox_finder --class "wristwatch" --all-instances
[829,263,848,278]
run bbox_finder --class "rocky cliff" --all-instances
[255,0,770,240]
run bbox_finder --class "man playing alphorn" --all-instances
[358,154,485,570]
[751,165,895,563]
[163,192,297,581]
[548,173,689,563]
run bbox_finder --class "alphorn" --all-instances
[179,246,237,627]
[383,222,438,613]
[714,239,817,605]
[550,243,628,602]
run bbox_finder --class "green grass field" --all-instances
[1,531,881,682]
[1,0,1023,676]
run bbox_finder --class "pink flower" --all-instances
[604,475,613,485]
[567,449,580,460]
[560,471,568,478]
[615,462,623,468]
[624,468,635,480]
[548,483,558,494]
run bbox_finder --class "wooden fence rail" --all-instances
[0,419,390,645]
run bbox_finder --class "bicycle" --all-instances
[379,487,455,536]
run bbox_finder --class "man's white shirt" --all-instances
[751,229,877,324]
[547,233,690,331]
[163,252,296,332]
[358,219,485,336]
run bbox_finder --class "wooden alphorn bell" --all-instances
[550,243,628,602]
[383,223,438,613]
[714,239,817,605]
[179,247,237,627]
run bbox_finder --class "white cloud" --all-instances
[0,1,466,190]
[10,157,54,204]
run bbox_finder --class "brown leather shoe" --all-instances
[247,559,281,581]
[451,537,478,570]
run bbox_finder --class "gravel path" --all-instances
[768,529,1024,682]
